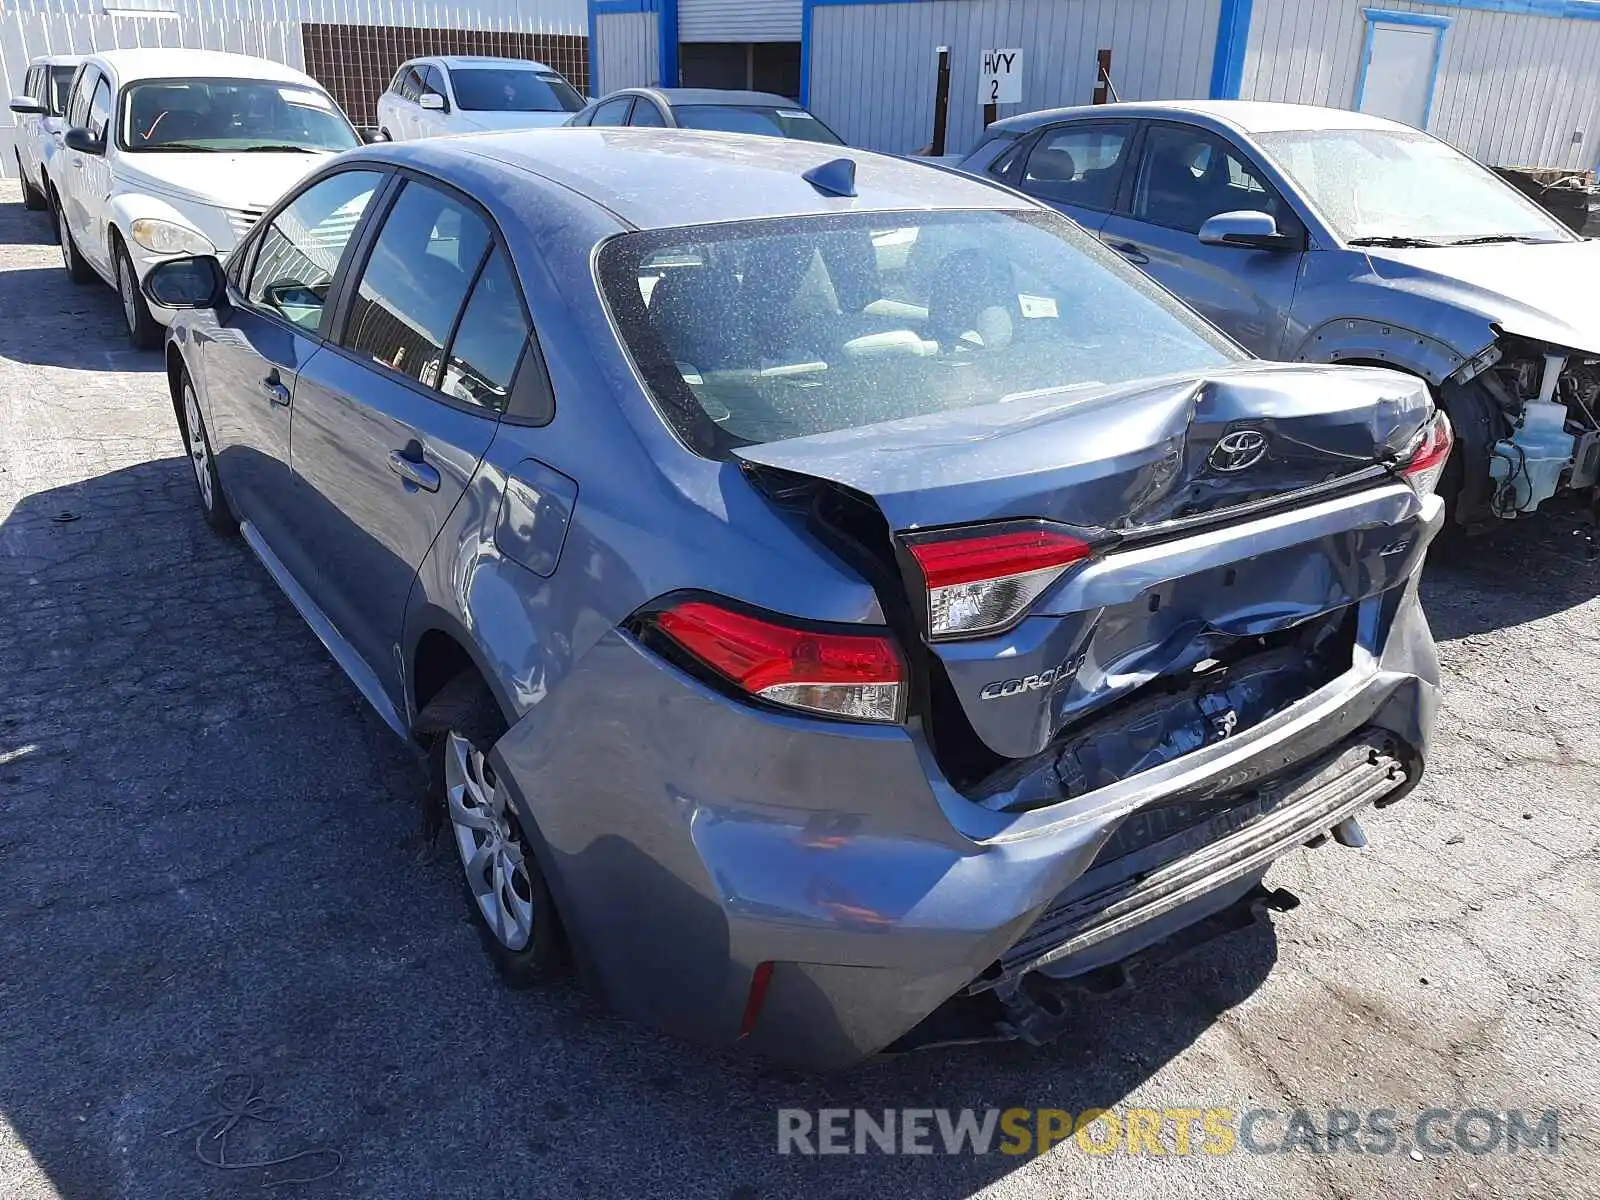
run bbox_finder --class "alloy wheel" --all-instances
[118,253,139,337]
[444,732,535,951]
[182,382,213,511]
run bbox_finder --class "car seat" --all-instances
[1025,146,1078,200]
[926,248,1015,352]
[646,265,752,372]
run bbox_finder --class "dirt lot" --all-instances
[1,181,1597,1199]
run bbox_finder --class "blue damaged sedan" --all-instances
[149,128,1444,1068]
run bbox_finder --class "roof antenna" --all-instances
[802,157,857,198]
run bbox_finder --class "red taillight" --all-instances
[908,528,1093,587]
[905,523,1097,639]
[1401,410,1454,498]
[652,599,905,722]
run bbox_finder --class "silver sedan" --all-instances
[957,100,1600,529]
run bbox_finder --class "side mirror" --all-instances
[1198,210,1302,252]
[63,126,103,155]
[358,126,387,143]
[143,255,227,310]
[8,95,47,116]
[418,92,447,112]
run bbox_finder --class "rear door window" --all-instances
[440,247,530,412]
[340,180,492,388]
[629,100,666,127]
[1018,123,1133,211]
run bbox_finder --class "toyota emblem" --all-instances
[1208,429,1269,472]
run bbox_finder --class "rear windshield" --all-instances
[597,209,1239,458]
[672,104,843,144]
[452,68,584,113]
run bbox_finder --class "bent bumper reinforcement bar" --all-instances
[990,737,1408,991]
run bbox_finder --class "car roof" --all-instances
[83,48,324,87]
[392,127,1030,229]
[621,88,802,108]
[28,54,85,68]
[413,55,557,72]
[987,99,1416,138]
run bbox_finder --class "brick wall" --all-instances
[301,23,589,126]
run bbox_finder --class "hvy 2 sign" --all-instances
[978,48,1023,105]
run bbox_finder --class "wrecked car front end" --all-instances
[1446,333,1600,523]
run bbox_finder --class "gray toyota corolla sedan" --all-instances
[958,101,1599,530]
[147,128,1443,1068]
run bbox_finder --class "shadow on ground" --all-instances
[0,197,56,247]
[0,196,158,372]
[1421,502,1600,639]
[0,457,1282,1200]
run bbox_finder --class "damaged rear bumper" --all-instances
[490,569,1437,1068]
[924,734,1413,1049]
[999,736,1407,985]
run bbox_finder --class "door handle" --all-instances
[388,449,440,493]
[70,157,83,169]
[1106,240,1150,265]
[258,373,291,406]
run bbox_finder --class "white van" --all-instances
[8,55,84,212]
[51,48,361,348]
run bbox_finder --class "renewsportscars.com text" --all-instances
[776,1107,1560,1158]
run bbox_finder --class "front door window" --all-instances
[1131,125,1290,235]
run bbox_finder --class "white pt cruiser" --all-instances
[52,48,360,348]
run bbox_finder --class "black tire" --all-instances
[415,671,565,986]
[174,366,236,535]
[16,156,45,211]
[114,238,163,350]
[55,195,94,284]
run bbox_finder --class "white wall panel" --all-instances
[678,0,801,42]
[1239,0,1600,169]
[808,0,1222,157]
[595,10,658,90]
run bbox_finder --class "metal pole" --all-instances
[1093,48,1113,104]
[930,45,951,156]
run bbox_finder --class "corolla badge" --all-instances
[979,652,1086,701]
[1208,429,1269,473]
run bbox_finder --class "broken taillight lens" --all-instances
[905,522,1098,640]
[651,599,905,723]
[1401,410,1454,498]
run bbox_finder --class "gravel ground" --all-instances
[1,180,1597,1200]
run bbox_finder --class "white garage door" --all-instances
[677,0,801,43]
[1358,22,1443,129]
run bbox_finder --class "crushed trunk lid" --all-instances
[736,364,1435,765]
